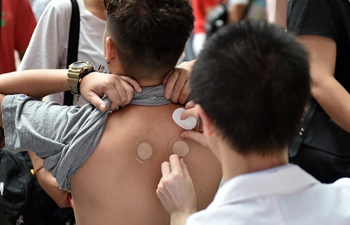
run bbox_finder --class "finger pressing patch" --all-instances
[168,137,190,157]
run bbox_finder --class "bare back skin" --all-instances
[70,104,222,225]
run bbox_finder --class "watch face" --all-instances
[72,61,89,68]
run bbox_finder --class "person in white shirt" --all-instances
[156,20,350,225]
[19,0,106,107]
[32,0,52,19]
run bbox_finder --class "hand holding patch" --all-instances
[172,108,197,130]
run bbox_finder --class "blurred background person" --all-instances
[0,0,36,224]
[32,0,52,20]
[193,0,267,56]
[191,0,220,56]
[0,0,36,74]
[287,0,350,183]
[228,0,266,24]
[266,0,287,29]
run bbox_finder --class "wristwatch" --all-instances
[67,61,94,95]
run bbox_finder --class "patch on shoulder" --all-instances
[168,137,190,157]
[134,139,156,164]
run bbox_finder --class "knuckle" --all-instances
[180,90,189,98]
[171,96,179,103]
[162,178,173,187]
[121,94,128,102]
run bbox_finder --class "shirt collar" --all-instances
[208,164,319,209]
[130,85,171,106]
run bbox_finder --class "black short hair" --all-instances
[103,0,194,81]
[191,20,311,156]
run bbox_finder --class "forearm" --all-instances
[0,69,69,99]
[28,150,44,170]
[228,4,248,23]
[0,69,69,127]
[297,35,350,133]
[312,76,350,133]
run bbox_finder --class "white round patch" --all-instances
[134,139,156,164]
[172,140,189,157]
[168,137,190,157]
[137,143,153,160]
[172,108,197,130]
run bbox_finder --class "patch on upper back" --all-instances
[168,137,190,157]
[134,139,156,164]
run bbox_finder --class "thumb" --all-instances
[180,130,208,147]
[90,95,108,112]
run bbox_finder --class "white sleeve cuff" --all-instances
[228,0,250,7]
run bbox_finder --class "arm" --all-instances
[297,35,350,133]
[156,154,197,225]
[265,0,287,29]
[0,69,140,126]
[286,0,350,132]
[0,69,69,100]
[228,4,249,23]
[18,0,69,71]
[0,69,66,126]
[28,151,71,208]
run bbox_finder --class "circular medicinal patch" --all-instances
[168,137,190,157]
[134,139,156,164]
[172,108,197,130]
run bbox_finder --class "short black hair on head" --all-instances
[191,20,311,156]
[103,0,194,81]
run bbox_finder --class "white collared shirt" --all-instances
[187,164,350,225]
[18,0,106,106]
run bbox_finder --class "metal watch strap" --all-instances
[67,68,94,95]
[67,68,82,95]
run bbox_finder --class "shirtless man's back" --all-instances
[0,0,221,224]
[71,104,221,224]
[68,0,224,223]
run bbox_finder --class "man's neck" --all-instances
[84,0,106,21]
[218,142,289,182]
[109,68,164,87]
[139,81,163,87]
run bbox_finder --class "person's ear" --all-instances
[195,104,215,137]
[105,36,116,63]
